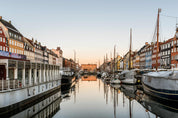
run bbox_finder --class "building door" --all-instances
[0,65,6,80]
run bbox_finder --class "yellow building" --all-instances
[116,56,122,70]
[123,51,134,70]
[0,17,24,55]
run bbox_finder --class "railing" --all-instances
[0,75,61,92]
[0,79,23,91]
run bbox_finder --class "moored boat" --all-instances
[119,69,137,84]
[142,70,178,101]
[142,8,178,101]
[119,29,140,85]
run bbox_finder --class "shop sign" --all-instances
[0,50,9,57]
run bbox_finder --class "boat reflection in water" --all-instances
[138,93,178,118]
[120,84,137,118]
[7,90,61,118]
[120,84,178,118]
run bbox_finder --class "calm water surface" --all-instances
[9,75,178,118]
[53,75,168,118]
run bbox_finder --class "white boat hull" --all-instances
[142,71,178,101]
[119,70,137,84]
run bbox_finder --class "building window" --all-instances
[0,37,2,42]
[6,47,8,51]
[3,38,5,43]
[3,47,5,51]
[168,58,170,64]
[9,48,11,52]
[0,46,2,50]
[0,30,2,34]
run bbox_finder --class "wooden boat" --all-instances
[119,29,139,84]
[142,8,178,101]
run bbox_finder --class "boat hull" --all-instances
[120,78,137,85]
[142,83,178,101]
[142,72,178,101]
[119,70,140,85]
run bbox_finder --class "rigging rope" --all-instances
[161,14,178,27]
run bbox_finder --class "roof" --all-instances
[161,38,173,45]
[24,37,34,46]
[0,18,22,36]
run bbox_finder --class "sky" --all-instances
[1,0,178,65]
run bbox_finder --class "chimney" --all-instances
[9,20,11,24]
[145,42,149,45]
[0,16,2,19]
[176,27,178,32]
[57,47,60,51]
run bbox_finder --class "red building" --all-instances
[171,29,178,68]
[152,42,162,69]
[0,26,9,52]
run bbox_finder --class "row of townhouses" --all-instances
[0,16,63,82]
[101,28,178,70]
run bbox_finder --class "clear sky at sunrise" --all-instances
[1,0,178,64]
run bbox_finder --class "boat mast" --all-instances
[129,28,132,70]
[104,55,105,71]
[156,8,161,71]
[129,99,132,118]
[114,45,116,77]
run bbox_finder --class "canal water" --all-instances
[53,75,159,118]
[9,75,178,118]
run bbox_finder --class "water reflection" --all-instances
[9,75,178,118]
[55,75,178,118]
[9,90,61,118]
[138,92,178,118]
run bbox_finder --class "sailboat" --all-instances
[142,8,178,101]
[121,84,137,118]
[111,45,121,84]
[119,28,139,84]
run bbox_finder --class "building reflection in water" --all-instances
[81,75,97,81]
[10,90,61,118]
[61,78,79,104]
[53,76,178,118]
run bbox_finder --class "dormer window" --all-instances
[9,32,11,37]
[0,30,2,34]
